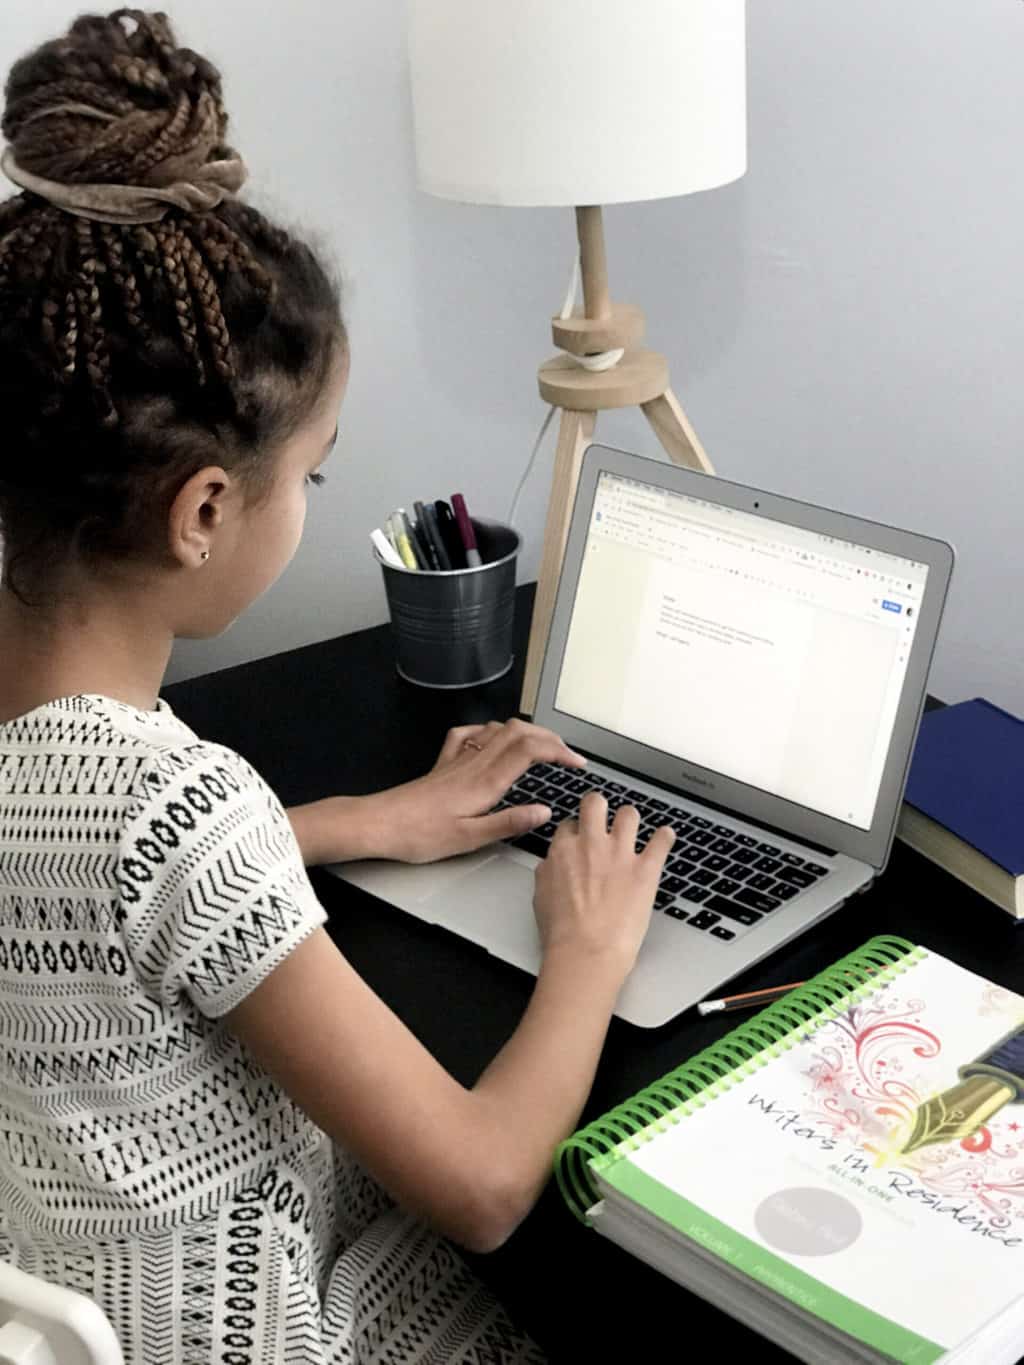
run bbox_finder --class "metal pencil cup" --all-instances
[375,519,521,689]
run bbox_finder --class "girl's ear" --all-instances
[167,466,231,568]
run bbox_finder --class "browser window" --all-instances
[554,472,929,830]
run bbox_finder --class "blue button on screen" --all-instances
[882,600,902,613]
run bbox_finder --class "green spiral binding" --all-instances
[554,935,922,1223]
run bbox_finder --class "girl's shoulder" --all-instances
[0,692,196,753]
[1,691,275,830]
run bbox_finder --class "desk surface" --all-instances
[163,584,1024,1363]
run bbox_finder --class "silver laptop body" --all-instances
[331,446,953,1027]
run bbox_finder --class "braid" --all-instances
[71,218,117,427]
[84,110,169,183]
[39,297,60,370]
[97,222,148,342]
[194,210,274,304]
[6,78,136,134]
[115,11,177,64]
[124,90,190,180]
[152,220,204,384]
[129,223,158,281]
[58,285,79,384]
[17,210,62,328]
[0,207,59,318]
[231,203,291,258]
[180,226,231,380]
[15,115,102,183]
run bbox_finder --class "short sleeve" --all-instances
[115,741,327,1018]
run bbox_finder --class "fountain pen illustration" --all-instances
[900,1021,1024,1156]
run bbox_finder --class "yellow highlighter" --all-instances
[391,514,418,571]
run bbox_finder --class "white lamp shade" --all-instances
[409,0,747,208]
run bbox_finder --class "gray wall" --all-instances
[5,2,1023,711]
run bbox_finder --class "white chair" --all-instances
[0,1262,123,1365]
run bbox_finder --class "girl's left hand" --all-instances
[356,718,587,864]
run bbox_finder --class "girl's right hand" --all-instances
[532,792,676,978]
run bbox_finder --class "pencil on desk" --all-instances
[697,982,806,1016]
[698,967,876,1016]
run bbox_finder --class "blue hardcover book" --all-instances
[899,699,1024,917]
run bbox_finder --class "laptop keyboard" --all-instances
[496,762,831,944]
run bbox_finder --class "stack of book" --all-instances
[898,699,1023,919]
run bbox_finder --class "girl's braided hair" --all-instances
[0,10,344,607]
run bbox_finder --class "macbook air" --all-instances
[331,446,953,1027]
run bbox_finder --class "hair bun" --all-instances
[2,9,233,189]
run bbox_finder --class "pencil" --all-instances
[697,981,806,1016]
[697,967,874,1016]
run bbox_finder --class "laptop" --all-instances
[332,446,954,1027]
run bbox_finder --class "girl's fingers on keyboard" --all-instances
[485,720,587,785]
[610,804,640,844]
[533,793,665,973]
[577,790,609,835]
[641,824,677,869]
[549,811,580,844]
[484,802,552,843]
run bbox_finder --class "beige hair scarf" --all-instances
[0,145,247,225]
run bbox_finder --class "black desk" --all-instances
[163,584,1024,1363]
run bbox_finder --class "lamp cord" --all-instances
[508,252,621,528]
[507,404,557,531]
[559,252,624,372]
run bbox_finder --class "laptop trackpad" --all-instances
[424,854,541,970]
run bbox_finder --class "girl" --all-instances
[0,11,674,1363]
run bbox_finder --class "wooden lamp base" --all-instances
[519,206,715,717]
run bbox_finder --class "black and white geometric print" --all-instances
[0,695,545,1364]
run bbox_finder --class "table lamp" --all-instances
[408,0,747,713]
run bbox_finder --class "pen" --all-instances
[405,507,433,570]
[392,511,419,571]
[370,527,404,569]
[451,493,482,568]
[413,500,442,570]
[900,1022,1024,1156]
[435,500,466,569]
[697,981,806,1016]
[420,500,451,571]
[397,508,427,570]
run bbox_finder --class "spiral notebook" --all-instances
[556,937,1024,1365]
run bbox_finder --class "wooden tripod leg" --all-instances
[519,408,596,717]
[642,388,716,474]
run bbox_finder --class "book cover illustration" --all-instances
[800,977,1024,1239]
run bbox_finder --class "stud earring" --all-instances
[200,551,210,562]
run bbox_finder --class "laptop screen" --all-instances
[553,470,930,832]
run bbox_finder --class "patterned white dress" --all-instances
[0,694,544,1364]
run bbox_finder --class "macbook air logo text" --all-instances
[680,770,713,790]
